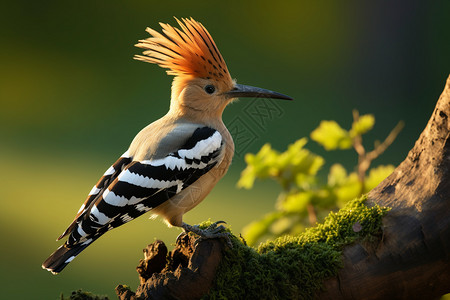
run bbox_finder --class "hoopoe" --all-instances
[42,17,292,274]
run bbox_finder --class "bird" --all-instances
[42,17,292,274]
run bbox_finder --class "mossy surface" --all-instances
[203,195,390,299]
[60,289,109,300]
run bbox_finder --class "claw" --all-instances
[205,220,227,230]
[181,221,233,248]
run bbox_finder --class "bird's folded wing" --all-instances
[57,151,133,240]
[65,126,223,246]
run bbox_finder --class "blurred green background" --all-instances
[1,1,449,299]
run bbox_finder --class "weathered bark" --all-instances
[117,75,450,300]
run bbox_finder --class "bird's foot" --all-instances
[181,221,233,247]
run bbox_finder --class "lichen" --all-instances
[203,195,390,299]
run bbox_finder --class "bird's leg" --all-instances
[181,221,233,247]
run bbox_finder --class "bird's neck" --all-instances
[168,102,225,125]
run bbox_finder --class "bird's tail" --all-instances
[42,240,93,274]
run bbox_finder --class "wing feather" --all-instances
[57,151,132,240]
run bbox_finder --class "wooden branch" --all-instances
[116,75,450,300]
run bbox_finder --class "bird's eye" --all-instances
[204,85,216,94]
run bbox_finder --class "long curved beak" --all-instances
[224,83,293,100]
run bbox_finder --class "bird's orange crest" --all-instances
[135,17,232,83]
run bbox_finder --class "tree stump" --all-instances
[116,234,223,300]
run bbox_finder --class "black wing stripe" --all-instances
[126,162,181,182]
[109,178,160,200]
[179,127,216,150]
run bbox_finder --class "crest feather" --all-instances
[135,17,232,82]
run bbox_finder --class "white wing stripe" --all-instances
[128,195,145,205]
[88,186,101,196]
[143,156,188,170]
[77,203,86,214]
[142,154,209,170]
[65,256,76,263]
[178,131,222,159]
[77,225,87,237]
[121,150,131,158]
[102,189,130,207]
[91,205,111,225]
[120,214,134,222]
[104,166,115,176]
[135,203,152,212]
[119,169,183,190]
[140,131,221,170]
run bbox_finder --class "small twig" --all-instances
[352,110,404,194]
[366,121,405,162]
[352,110,366,158]
[359,121,404,182]
[352,110,367,192]
[307,203,318,225]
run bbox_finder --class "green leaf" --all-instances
[277,138,309,170]
[270,215,298,235]
[236,167,256,189]
[333,172,361,205]
[365,165,395,192]
[311,120,352,150]
[350,114,375,137]
[281,192,312,214]
[292,150,325,177]
[276,138,324,188]
[238,138,325,191]
[311,188,336,208]
[237,144,279,189]
[327,164,348,187]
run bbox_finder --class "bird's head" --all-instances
[135,17,292,120]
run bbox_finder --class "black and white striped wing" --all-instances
[43,126,223,274]
[43,150,133,274]
[68,127,223,246]
[58,151,133,240]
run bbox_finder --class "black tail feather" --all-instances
[42,240,93,274]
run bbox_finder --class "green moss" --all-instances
[203,195,390,299]
[60,289,109,300]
